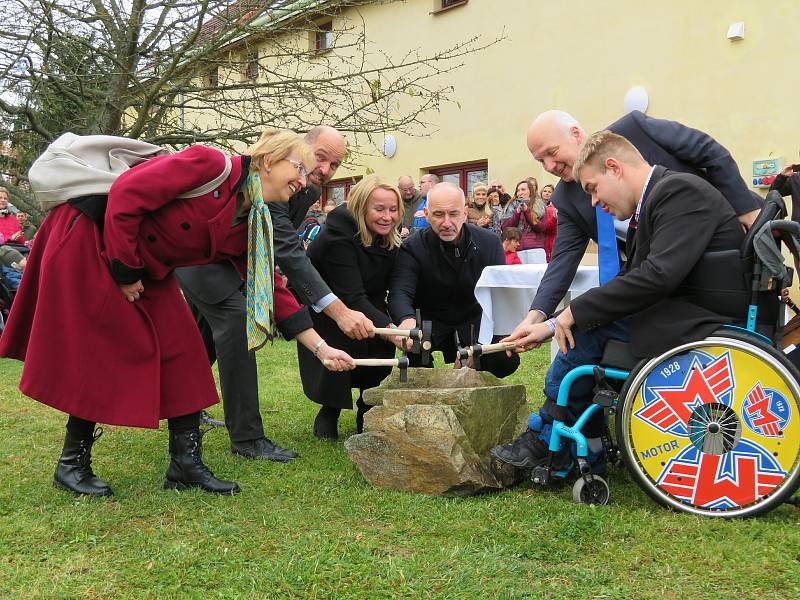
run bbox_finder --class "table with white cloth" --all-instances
[475,264,600,344]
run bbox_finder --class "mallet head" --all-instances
[397,355,409,383]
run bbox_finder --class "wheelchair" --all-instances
[531,191,800,517]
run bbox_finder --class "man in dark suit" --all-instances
[389,182,520,378]
[491,130,746,469]
[513,109,760,330]
[175,126,374,462]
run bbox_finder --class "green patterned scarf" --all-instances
[245,171,275,351]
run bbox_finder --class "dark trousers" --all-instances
[408,319,520,378]
[180,285,265,444]
[540,318,630,438]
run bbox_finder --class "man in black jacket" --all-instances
[388,182,519,378]
[175,126,374,462]
[491,131,746,470]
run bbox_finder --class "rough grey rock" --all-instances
[345,368,528,496]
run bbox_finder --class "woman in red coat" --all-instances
[0,130,354,497]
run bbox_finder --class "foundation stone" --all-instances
[344,368,528,496]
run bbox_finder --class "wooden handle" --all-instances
[464,341,518,356]
[323,358,399,367]
[373,327,413,337]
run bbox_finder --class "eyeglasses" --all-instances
[286,158,308,179]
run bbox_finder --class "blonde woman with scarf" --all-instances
[0,129,355,498]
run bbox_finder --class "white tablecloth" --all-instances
[517,248,547,264]
[475,264,599,343]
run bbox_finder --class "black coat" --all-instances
[298,204,397,408]
[531,110,762,316]
[388,223,505,327]
[569,168,746,357]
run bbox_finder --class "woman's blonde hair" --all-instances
[346,175,403,250]
[244,129,314,173]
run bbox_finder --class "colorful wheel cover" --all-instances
[622,337,800,515]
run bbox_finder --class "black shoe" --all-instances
[54,427,113,497]
[200,410,225,428]
[313,406,340,440]
[489,429,550,469]
[163,428,240,495]
[231,438,299,462]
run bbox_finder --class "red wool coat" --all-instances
[0,146,303,428]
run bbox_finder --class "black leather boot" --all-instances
[53,427,112,497]
[163,428,240,495]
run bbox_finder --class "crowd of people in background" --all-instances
[297,175,559,266]
[0,186,36,326]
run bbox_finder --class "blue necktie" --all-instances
[596,206,620,285]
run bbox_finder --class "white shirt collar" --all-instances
[635,165,657,222]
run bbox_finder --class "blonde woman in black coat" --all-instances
[298,175,404,439]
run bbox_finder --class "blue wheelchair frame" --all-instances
[549,365,628,470]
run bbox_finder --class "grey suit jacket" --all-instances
[531,110,761,316]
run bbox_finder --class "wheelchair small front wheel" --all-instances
[572,475,610,505]
[616,331,800,518]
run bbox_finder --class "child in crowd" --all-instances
[502,227,523,265]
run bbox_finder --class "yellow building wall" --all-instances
[331,0,800,197]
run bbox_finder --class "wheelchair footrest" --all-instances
[530,465,552,486]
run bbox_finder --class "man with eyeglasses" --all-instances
[175,126,375,462]
[410,173,439,231]
[397,175,420,237]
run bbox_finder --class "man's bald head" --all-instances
[425,182,467,242]
[526,110,585,182]
[304,126,347,187]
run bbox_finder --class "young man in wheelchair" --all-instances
[491,130,748,472]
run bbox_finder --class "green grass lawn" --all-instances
[1,341,798,599]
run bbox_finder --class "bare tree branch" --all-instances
[0,0,503,214]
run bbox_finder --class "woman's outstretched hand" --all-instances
[318,343,357,371]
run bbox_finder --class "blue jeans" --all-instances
[539,318,630,439]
